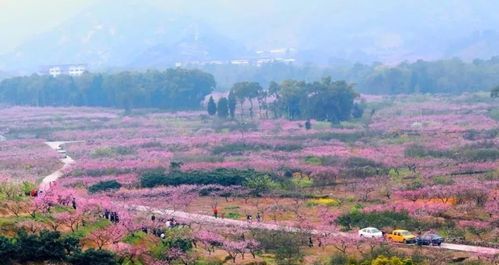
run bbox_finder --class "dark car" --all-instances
[416,233,444,246]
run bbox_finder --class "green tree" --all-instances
[231,81,262,119]
[207,96,217,115]
[228,90,237,119]
[244,175,278,196]
[268,81,281,118]
[217,97,229,119]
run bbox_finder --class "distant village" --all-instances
[174,48,296,67]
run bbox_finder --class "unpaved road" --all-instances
[38,141,76,192]
[42,141,499,256]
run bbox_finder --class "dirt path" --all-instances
[41,141,499,256]
[39,141,75,192]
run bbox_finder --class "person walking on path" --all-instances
[308,237,314,248]
[213,207,218,218]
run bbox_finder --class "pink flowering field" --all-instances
[0,93,498,263]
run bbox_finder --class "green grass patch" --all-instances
[71,218,111,238]
[123,231,148,245]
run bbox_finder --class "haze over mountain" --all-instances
[1,0,499,73]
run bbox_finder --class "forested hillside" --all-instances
[200,57,499,93]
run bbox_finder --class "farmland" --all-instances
[0,93,497,264]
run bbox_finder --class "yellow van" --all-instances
[386,229,416,244]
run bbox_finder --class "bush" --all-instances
[0,236,16,263]
[404,145,450,158]
[0,230,81,264]
[328,253,349,265]
[405,144,499,162]
[212,142,301,155]
[88,180,122,193]
[252,230,305,265]
[432,176,454,185]
[340,167,388,179]
[244,175,279,196]
[488,108,499,121]
[336,211,416,230]
[91,146,135,158]
[344,157,383,168]
[371,255,413,265]
[69,249,117,265]
[141,168,275,187]
[289,131,365,143]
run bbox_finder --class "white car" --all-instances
[358,227,383,238]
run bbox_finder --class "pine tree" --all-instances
[228,91,237,119]
[207,96,217,116]
[217,97,229,119]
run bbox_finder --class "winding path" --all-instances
[41,141,499,256]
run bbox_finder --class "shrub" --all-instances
[488,108,499,121]
[0,236,16,263]
[91,146,135,158]
[328,253,350,265]
[344,157,383,168]
[304,156,323,165]
[244,175,279,196]
[1,230,81,264]
[340,167,388,179]
[212,142,301,155]
[88,180,122,193]
[405,144,499,162]
[252,230,305,265]
[336,211,416,230]
[141,168,275,187]
[69,249,117,265]
[432,176,455,185]
[371,255,414,265]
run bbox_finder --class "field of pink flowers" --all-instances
[0,94,498,263]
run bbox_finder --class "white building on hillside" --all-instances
[40,64,87,77]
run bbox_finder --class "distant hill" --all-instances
[0,1,241,71]
[130,24,247,68]
[2,0,499,72]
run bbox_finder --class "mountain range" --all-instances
[1,0,499,74]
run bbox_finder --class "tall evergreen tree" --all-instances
[207,96,216,115]
[228,91,237,119]
[217,97,229,119]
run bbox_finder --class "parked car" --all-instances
[416,233,444,246]
[386,229,416,244]
[358,227,383,238]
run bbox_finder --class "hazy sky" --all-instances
[0,0,96,52]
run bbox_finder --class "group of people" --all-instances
[140,215,187,239]
[103,209,120,223]
[246,212,262,223]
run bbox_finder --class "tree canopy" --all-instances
[0,68,215,110]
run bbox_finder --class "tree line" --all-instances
[207,77,361,123]
[197,57,499,94]
[0,68,215,111]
